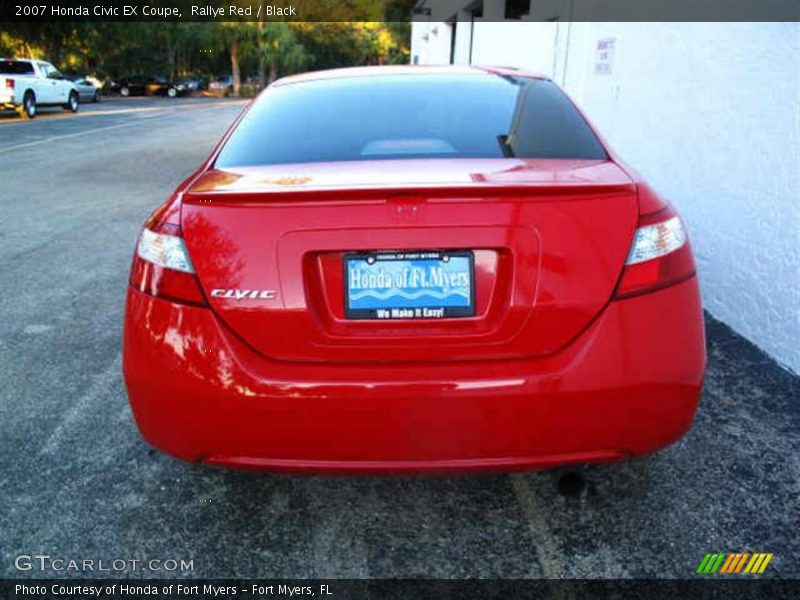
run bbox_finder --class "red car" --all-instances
[123,66,705,474]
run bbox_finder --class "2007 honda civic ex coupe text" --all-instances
[123,66,705,474]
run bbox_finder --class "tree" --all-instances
[0,4,412,88]
[354,22,397,65]
[257,19,266,88]
[261,24,312,85]
[213,22,258,96]
[154,23,181,80]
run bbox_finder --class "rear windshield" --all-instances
[215,74,608,168]
[0,61,34,75]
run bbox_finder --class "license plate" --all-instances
[345,251,475,320]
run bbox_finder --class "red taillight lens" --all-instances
[613,206,696,299]
[129,217,206,306]
[5,78,15,89]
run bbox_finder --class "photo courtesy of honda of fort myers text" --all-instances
[0,0,798,598]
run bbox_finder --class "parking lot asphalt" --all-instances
[0,97,797,579]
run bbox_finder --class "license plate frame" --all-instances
[344,250,476,320]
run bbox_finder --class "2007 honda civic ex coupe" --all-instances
[123,66,705,474]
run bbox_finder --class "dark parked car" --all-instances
[106,75,182,98]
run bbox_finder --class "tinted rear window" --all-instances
[0,61,34,75]
[215,74,607,168]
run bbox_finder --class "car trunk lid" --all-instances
[181,158,637,363]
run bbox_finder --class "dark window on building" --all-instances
[505,0,529,19]
[469,2,483,64]
[447,19,457,64]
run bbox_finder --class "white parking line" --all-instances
[0,99,245,127]
[510,475,569,580]
[0,101,245,153]
[0,105,166,125]
[38,353,122,458]
[0,121,140,152]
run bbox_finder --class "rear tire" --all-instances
[18,91,36,119]
[120,86,130,97]
[64,91,79,113]
[167,87,177,98]
[93,91,99,103]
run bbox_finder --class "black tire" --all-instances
[120,86,130,97]
[64,91,79,113]
[18,91,36,119]
[167,87,177,98]
[93,91,99,103]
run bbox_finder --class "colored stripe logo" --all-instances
[696,552,773,574]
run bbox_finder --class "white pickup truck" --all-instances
[0,58,80,118]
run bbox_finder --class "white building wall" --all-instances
[411,19,800,373]
[410,21,454,65]
[561,22,800,374]
[468,22,559,74]
[451,18,473,64]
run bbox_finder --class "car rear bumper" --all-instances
[123,277,705,474]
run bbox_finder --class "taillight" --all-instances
[5,78,14,89]
[129,214,206,306]
[613,206,696,299]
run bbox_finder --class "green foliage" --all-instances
[292,22,407,69]
[262,23,312,82]
[0,1,411,84]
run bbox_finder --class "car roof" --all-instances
[272,65,548,87]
